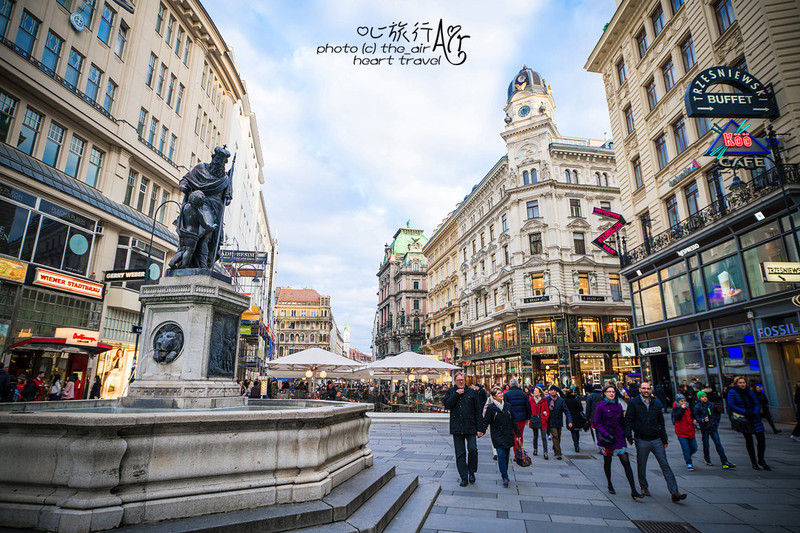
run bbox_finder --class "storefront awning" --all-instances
[9,338,114,355]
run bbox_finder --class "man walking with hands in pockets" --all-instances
[625,382,687,503]
[444,372,484,487]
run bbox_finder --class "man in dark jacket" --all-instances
[585,384,603,425]
[625,382,686,503]
[546,385,572,460]
[503,378,530,451]
[444,372,483,487]
[0,364,12,403]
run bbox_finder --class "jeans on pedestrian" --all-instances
[569,428,581,450]
[496,447,510,481]
[532,427,548,453]
[548,427,563,456]
[677,436,697,465]
[452,434,478,481]
[701,430,728,463]
[635,438,678,493]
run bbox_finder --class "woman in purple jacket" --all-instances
[595,384,644,499]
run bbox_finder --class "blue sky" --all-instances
[204,0,618,353]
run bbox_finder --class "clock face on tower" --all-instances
[519,105,531,117]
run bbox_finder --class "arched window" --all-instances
[290,334,294,342]
[603,172,609,186]
[530,169,537,183]
[311,334,315,342]
[565,169,571,183]
[573,170,579,184]
[413,262,419,271]
[523,170,530,185]
[596,172,602,186]
[280,333,284,342]
[279,347,284,357]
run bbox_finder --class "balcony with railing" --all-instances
[621,164,799,269]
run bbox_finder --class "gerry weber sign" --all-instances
[685,67,778,119]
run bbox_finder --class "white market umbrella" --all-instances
[363,351,460,380]
[265,347,363,379]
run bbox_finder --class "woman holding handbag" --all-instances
[727,376,769,470]
[480,386,521,488]
[529,386,549,459]
[595,384,643,499]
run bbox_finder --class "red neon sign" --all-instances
[592,207,627,256]
[722,132,752,148]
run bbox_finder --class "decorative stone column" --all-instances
[125,272,250,408]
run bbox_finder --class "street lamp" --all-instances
[544,284,569,386]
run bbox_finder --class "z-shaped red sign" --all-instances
[592,207,627,256]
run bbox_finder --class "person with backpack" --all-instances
[564,388,586,452]
[479,385,521,488]
[693,390,735,468]
[672,394,698,471]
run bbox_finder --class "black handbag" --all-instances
[731,413,755,435]
[529,414,542,429]
[598,432,615,447]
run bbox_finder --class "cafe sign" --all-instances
[685,66,778,119]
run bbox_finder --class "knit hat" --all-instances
[549,385,561,392]
[675,393,685,401]
[696,390,707,399]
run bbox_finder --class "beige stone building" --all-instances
[421,210,461,364]
[0,0,273,398]
[425,67,633,387]
[274,287,336,357]
[586,0,800,417]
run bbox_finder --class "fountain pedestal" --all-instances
[125,271,249,408]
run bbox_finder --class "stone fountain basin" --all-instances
[0,399,373,533]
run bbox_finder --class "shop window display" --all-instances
[576,317,601,342]
[702,256,746,308]
[640,285,664,324]
[531,317,556,344]
[493,327,504,350]
[690,269,706,311]
[662,274,692,319]
[505,324,517,346]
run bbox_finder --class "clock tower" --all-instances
[502,67,559,185]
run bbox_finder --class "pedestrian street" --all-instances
[368,415,800,533]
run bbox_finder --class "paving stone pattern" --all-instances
[369,419,800,533]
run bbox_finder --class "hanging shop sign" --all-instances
[761,262,800,283]
[591,207,626,256]
[638,340,668,357]
[54,327,99,347]
[620,343,635,357]
[677,243,699,257]
[685,66,778,119]
[706,120,769,160]
[32,268,104,300]
[718,156,767,170]
[219,250,269,263]
[0,257,28,283]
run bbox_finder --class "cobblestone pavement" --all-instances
[369,416,800,533]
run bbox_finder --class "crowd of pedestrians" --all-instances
[443,371,797,502]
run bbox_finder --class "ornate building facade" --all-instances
[421,210,460,364]
[0,0,274,398]
[373,225,428,359]
[433,67,634,387]
[586,0,800,418]
[274,287,335,357]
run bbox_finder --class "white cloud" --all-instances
[204,0,615,351]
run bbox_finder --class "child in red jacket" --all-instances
[672,393,698,470]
